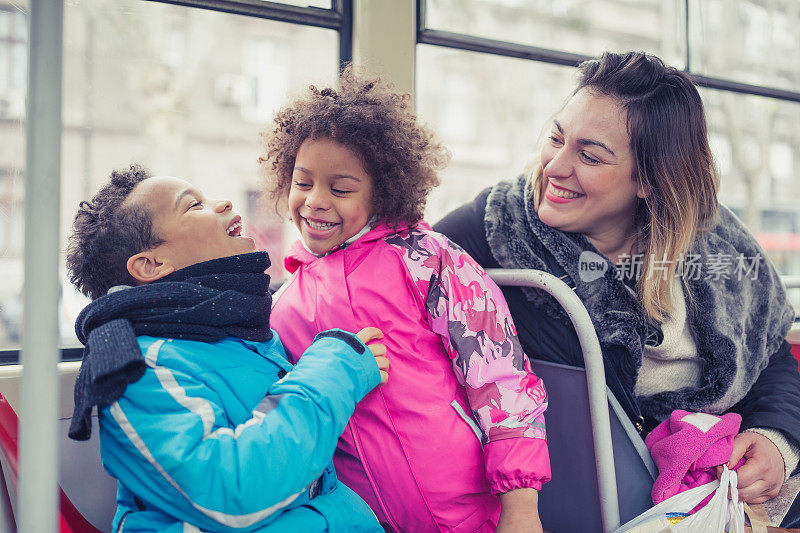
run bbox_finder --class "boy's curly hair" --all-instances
[65,164,163,300]
[259,66,450,226]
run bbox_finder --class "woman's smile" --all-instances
[544,181,584,204]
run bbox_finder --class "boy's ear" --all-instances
[127,251,175,284]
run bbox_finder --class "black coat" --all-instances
[434,188,800,451]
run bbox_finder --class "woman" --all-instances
[434,51,800,525]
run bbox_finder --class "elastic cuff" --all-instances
[314,329,366,355]
[491,477,544,494]
[310,329,379,395]
[485,438,551,495]
[746,428,800,480]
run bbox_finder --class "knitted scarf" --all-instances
[69,252,273,440]
[485,175,795,420]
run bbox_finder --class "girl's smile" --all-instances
[301,215,341,238]
[289,138,374,255]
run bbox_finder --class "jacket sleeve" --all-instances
[98,331,379,531]
[422,234,551,493]
[730,339,800,474]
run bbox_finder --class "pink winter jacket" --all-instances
[271,223,550,532]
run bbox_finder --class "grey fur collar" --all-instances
[485,175,795,420]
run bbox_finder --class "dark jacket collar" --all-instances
[485,175,795,420]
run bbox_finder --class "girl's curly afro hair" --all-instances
[259,66,450,227]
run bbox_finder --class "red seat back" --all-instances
[0,395,101,533]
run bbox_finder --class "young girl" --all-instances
[262,68,550,533]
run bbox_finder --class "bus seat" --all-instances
[788,327,800,373]
[492,269,798,532]
[532,360,656,533]
[58,414,116,532]
[0,393,115,532]
[0,396,17,531]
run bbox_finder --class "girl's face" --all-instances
[289,138,374,255]
[538,88,645,245]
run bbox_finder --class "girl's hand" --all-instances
[356,327,389,385]
[496,488,543,533]
[715,432,784,503]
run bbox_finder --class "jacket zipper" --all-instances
[347,420,403,531]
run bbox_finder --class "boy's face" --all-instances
[126,176,257,275]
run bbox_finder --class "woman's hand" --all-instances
[496,488,543,533]
[717,432,785,503]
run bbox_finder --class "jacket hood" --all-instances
[284,221,421,273]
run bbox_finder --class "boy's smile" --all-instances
[289,138,374,255]
[125,175,256,275]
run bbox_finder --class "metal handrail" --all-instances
[486,268,621,533]
[19,1,64,532]
[783,276,800,289]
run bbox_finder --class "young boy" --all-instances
[66,164,387,532]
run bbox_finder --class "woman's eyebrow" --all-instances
[553,119,616,157]
[577,138,616,157]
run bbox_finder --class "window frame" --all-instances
[11,0,800,366]
[414,0,800,317]
[152,0,353,67]
[415,0,800,104]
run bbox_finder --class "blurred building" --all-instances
[0,1,340,347]
[1,0,798,349]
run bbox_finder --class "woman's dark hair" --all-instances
[66,164,163,300]
[532,51,719,321]
[259,65,450,227]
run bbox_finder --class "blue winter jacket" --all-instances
[98,329,382,532]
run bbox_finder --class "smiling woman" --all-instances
[435,51,800,524]
[529,54,718,323]
[537,90,643,266]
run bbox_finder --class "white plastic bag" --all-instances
[614,466,745,533]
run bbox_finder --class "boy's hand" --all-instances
[357,327,389,385]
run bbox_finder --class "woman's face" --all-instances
[538,88,645,246]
